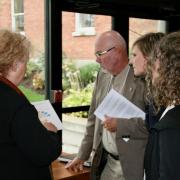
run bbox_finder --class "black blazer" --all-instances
[145,103,165,130]
[0,79,62,180]
[145,105,180,180]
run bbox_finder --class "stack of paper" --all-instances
[94,89,145,121]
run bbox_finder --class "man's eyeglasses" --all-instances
[95,47,115,58]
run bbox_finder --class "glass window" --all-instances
[62,11,112,153]
[12,0,24,32]
[129,18,167,50]
[72,13,95,36]
[79,14,94,28]
[14,15,24,32]
[14,0,24,13]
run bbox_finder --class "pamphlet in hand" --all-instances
[94,89,145,121]
[32,100,63,130]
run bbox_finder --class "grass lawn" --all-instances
[19,85,45,102]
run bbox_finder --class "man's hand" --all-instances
[65,157,85,172]
[103,115,117,132]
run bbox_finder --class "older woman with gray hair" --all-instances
[0,29,61,180]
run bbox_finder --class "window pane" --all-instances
[62,11,111,153]
[62,12,111,108]
[14,0,24,13]
[0,0,45,101]
[129,18,166,49]
[14,15,24,31]
[79,14,94,28]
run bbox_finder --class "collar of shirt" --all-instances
[160,105,175,120]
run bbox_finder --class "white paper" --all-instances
[32,100,63,130]
[94,89,145,121]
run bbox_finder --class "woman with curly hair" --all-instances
[0,29,62,180]
[144,31,180,180]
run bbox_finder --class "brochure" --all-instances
[32,100,63,130]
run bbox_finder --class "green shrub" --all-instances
[79,63,100,87]
[63,83,94,118]
[62,60,100,91]
[24,53,45,91]
[62,59,77,91]
[63,84,93,107]
[26,53,45,78]
[62,60,99,118]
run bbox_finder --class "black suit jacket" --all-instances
[145,103,165,130]
[145,105,180,180]
[0,79,62,180]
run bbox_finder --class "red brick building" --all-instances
[0,0,44,56]
[0,0,160,61]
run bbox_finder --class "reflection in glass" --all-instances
[14,0,24,13]
[14,15,24,32]
[79,14,94,28]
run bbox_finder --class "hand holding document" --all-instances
[41,121,58,133]
[94,89,145,121]
[32,100,63,130]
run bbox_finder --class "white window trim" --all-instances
[11,0,25,34]
[72,13,95,36]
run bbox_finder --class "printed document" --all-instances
[32,100,63,130]
[94,89,145,121]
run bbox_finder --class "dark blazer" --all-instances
[0,78,62,180]
[145,105,180,180]
[145,103,165,130]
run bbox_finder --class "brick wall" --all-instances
[62,12,111,60]
[0,0,44,56]
[0,0,11,29]
[24,0,44,55]
[129,18,158,48]
[0,1,159,60]
[62,15,158,60]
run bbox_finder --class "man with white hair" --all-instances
[66,30,148,180]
